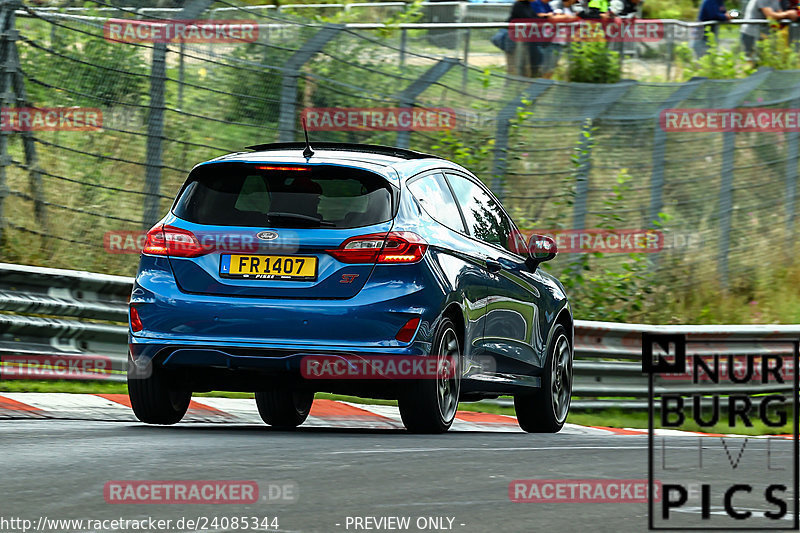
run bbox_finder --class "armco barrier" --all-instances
[0,263,798,407]
[0,263,131,382]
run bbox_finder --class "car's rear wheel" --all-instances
[255,389,314,428]
[515,324,572,433]
[128,358,191,425]
[398,317,461,434]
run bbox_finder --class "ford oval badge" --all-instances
[257,231,279,241]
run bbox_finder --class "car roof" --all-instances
[198,142,470,184]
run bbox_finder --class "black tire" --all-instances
[128,358,191,425]
[255,389,314,428]
[398,317,461,434]
[515,324,572,433]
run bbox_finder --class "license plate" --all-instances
[220,254,317,281]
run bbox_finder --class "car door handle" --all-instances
[485,259,503,273]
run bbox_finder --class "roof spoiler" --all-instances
[244,142,442,161]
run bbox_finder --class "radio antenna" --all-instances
[301,118,314,159]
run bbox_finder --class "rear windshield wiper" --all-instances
[266,212,336,227]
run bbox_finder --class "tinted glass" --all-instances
[407,173,465,232]
[446,173,513,251]
[173,163,394,228]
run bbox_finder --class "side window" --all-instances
[407,172,466,233]
[446,173,516,253]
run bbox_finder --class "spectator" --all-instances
[556,0,585,16]
[693,0,730,57]
[608,0,641,57]
[581,0,611,18]
[549,0,584,69]
[740,0,797,58]
[610,0,642,17]
[531,0,559,76]
[509,0,546,77]
[781,0,800,42]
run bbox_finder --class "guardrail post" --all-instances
[716,69,771,287]
[0,0,13,248]
[666,23,674,81]
[570,83,634,233]
[461,27,470,92]
[648,78,705,228]
[278,24,344,142]
[0,0,48,245]
[177,40,185,110]
[395,57,459,149]
[400,27,407,67]
[785,97,800,247]
[144,0,215,228]
[144,43,166,228]
[490,80,553,200]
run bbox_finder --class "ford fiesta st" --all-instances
[128,142,573,433]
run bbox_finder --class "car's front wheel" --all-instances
[128,358,191,425]
[514,324,572,433]
[398,318,461,434]
[255,389,314,428]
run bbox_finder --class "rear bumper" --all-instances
[129,341,432,396]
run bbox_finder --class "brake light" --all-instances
[326,232,428,264]
[395,317,421,343]
[254,165,310,171]
[142,224,210,258]
[129,306,143,332]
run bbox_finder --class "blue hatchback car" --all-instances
[128,142,573,433]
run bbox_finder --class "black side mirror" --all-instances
[525,234,557,270]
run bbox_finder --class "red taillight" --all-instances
[129,306,143,332]
[142,224,209,258]
[326,232,428,264]
[395,317,421,343]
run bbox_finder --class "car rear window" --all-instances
[173,163,396,228]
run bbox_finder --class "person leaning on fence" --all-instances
[693,0,730,57]
[609,0,642,17]
[556,0,585,17]
[531,0,561,77]
[579,0,612,19]
[508,0,547,77]
[545,0,584,74]
[779,0,800,41]
[740,0,797,59]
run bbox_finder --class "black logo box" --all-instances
[642,333,799,531]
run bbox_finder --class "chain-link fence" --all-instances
[0,0,796,296]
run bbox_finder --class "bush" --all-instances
[564,39,621,84]
[676,31,754,80]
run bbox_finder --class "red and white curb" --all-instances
[0,393,791,439]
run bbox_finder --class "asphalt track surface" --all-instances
[2,402,797,533]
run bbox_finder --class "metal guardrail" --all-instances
[0,263,797,405]
[0,263,131,382]
[22,2,512,24]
